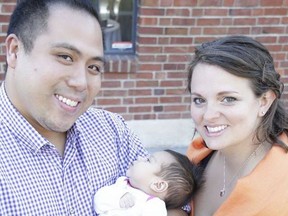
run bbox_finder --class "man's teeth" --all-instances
[206,125,227,133]
[56,95,78,107]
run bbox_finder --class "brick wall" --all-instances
[0,0,287,121]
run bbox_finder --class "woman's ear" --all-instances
[5,34,20,69]
[258,90,276,117]
[150,179,168,193]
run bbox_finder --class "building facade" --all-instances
[0,0,287,147]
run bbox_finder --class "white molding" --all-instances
[127,119,195,149]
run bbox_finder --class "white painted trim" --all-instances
[127,119,195,149]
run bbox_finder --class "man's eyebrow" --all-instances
[51,42,105,64]
[92,56,106,65]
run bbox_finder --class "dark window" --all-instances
[93,0,137,55]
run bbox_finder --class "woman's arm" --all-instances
[167,209,189,216]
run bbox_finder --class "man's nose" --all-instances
[67,66,88,92]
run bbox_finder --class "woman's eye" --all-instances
[193,97,205,105]
[222,97,237,103]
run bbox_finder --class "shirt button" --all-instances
[69,207,75,215]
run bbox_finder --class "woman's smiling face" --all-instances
[190,63,263,150]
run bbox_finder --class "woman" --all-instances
[186,35,288,216]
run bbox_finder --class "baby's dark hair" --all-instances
[156,149,204,209]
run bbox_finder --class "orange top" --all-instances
[187,133,288,216]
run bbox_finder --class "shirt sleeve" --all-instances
[94,177,129,214]
[109,112,148,176]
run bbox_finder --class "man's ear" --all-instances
[150,179,168,193]
[5,34,20,69]
[258,90,276,117]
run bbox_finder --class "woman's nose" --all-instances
[203,104,220,120]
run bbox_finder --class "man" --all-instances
[0,0,147,215]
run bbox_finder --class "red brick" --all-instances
[160,0,173,7]
[137,46,162,54]
[129,106,152,113]
[258,18,281,25]
[164,47,190,53]
[139,8,165,16]
[160,96,182,103]
[133,72,154,79]
[204,9,228,16]
[261,0,284,6]
[101,81,121,88]
[141,0,160,7]
[138,27,164,35]
[102,90,127,97]
[197,18,221,26]
[97,98,121,105]
[234,18,256,25]
[158,37,170,45]
[138,37,157,44]
[166,9,190,16]
[229,9,252,16]
[165,28,188,35]
[204,27,228,35]
[139,63,162,71]
[166,88,186,95]
[164,105,189,112]
[129,89,152,96]
[160,81,183,87]
[135,97,159,104]
[172,18,195,26]
[198,0,222,6]
[0,15,10,22]
[170,37,193,44]
[227,27,250,34]
[2,4,16,13]
[136,81,159,87]
[264,8,287,16]
[168,55,190,62]
[174,0,197,7]
[223,0,236,7]
[139,17,158,26]
[235,0,258,6]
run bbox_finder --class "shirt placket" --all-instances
[63,140,78,215]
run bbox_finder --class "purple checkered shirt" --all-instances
[0,83,148,215]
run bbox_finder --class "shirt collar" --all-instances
[0,83,52,153]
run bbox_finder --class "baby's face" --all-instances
[126,151,175,194]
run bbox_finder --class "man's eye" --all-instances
[88,64,103,75]
[59,55,73,62]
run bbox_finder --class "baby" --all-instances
[94,149,203,216]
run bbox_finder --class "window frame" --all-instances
[95,0,138,55]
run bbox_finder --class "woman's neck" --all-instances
[219,141,271,171]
